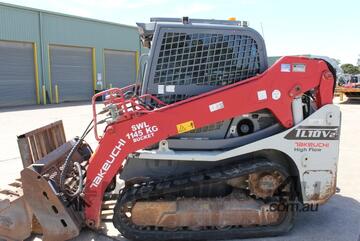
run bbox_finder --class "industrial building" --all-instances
[0,2,141,107]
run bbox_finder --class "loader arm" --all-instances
[84,56,334,228]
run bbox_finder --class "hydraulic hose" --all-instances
[60,119,93,197]
[69,162,83,197]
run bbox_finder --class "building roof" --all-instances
[0,1,137,30]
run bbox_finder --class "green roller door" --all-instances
[0,41,36,107]
[104,49,136,88]
[50,45,93,102]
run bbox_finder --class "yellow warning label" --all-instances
[176,120,195,134]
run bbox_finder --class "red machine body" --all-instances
[84,56,334,227]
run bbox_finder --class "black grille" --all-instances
[153,94,190,104]
[154,32,261,86]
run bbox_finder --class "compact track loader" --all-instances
[0,17,340,241]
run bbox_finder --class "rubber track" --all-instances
[113,159,295,241]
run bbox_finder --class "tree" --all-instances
[341,63,360,75]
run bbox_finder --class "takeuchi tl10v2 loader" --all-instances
[0,17,341,241]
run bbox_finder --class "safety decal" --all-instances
[166,85,175,92]
[281,64,291,72]
[209,101,224,112]
[257,90,267,100]
[272,89,281,100]
[293,63,306,72]
[158,85,165,94]
[176,120,195,134]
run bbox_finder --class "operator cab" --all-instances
[134,17,277,151]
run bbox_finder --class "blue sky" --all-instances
[3,0,360,64]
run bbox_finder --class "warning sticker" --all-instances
[158,85,164,94]
[176,121,195,134]
[209,101,224,112]
[166,85,175,92]
[257,90,267,100]
[281,64,291,72]
[272,89,281,100]
[293,64,306,72]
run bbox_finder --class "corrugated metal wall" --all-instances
[0,41,36,107]
[104,49,136,88]
[49,45,93,102]
[0,5,40,41]
[0,2,141,107]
